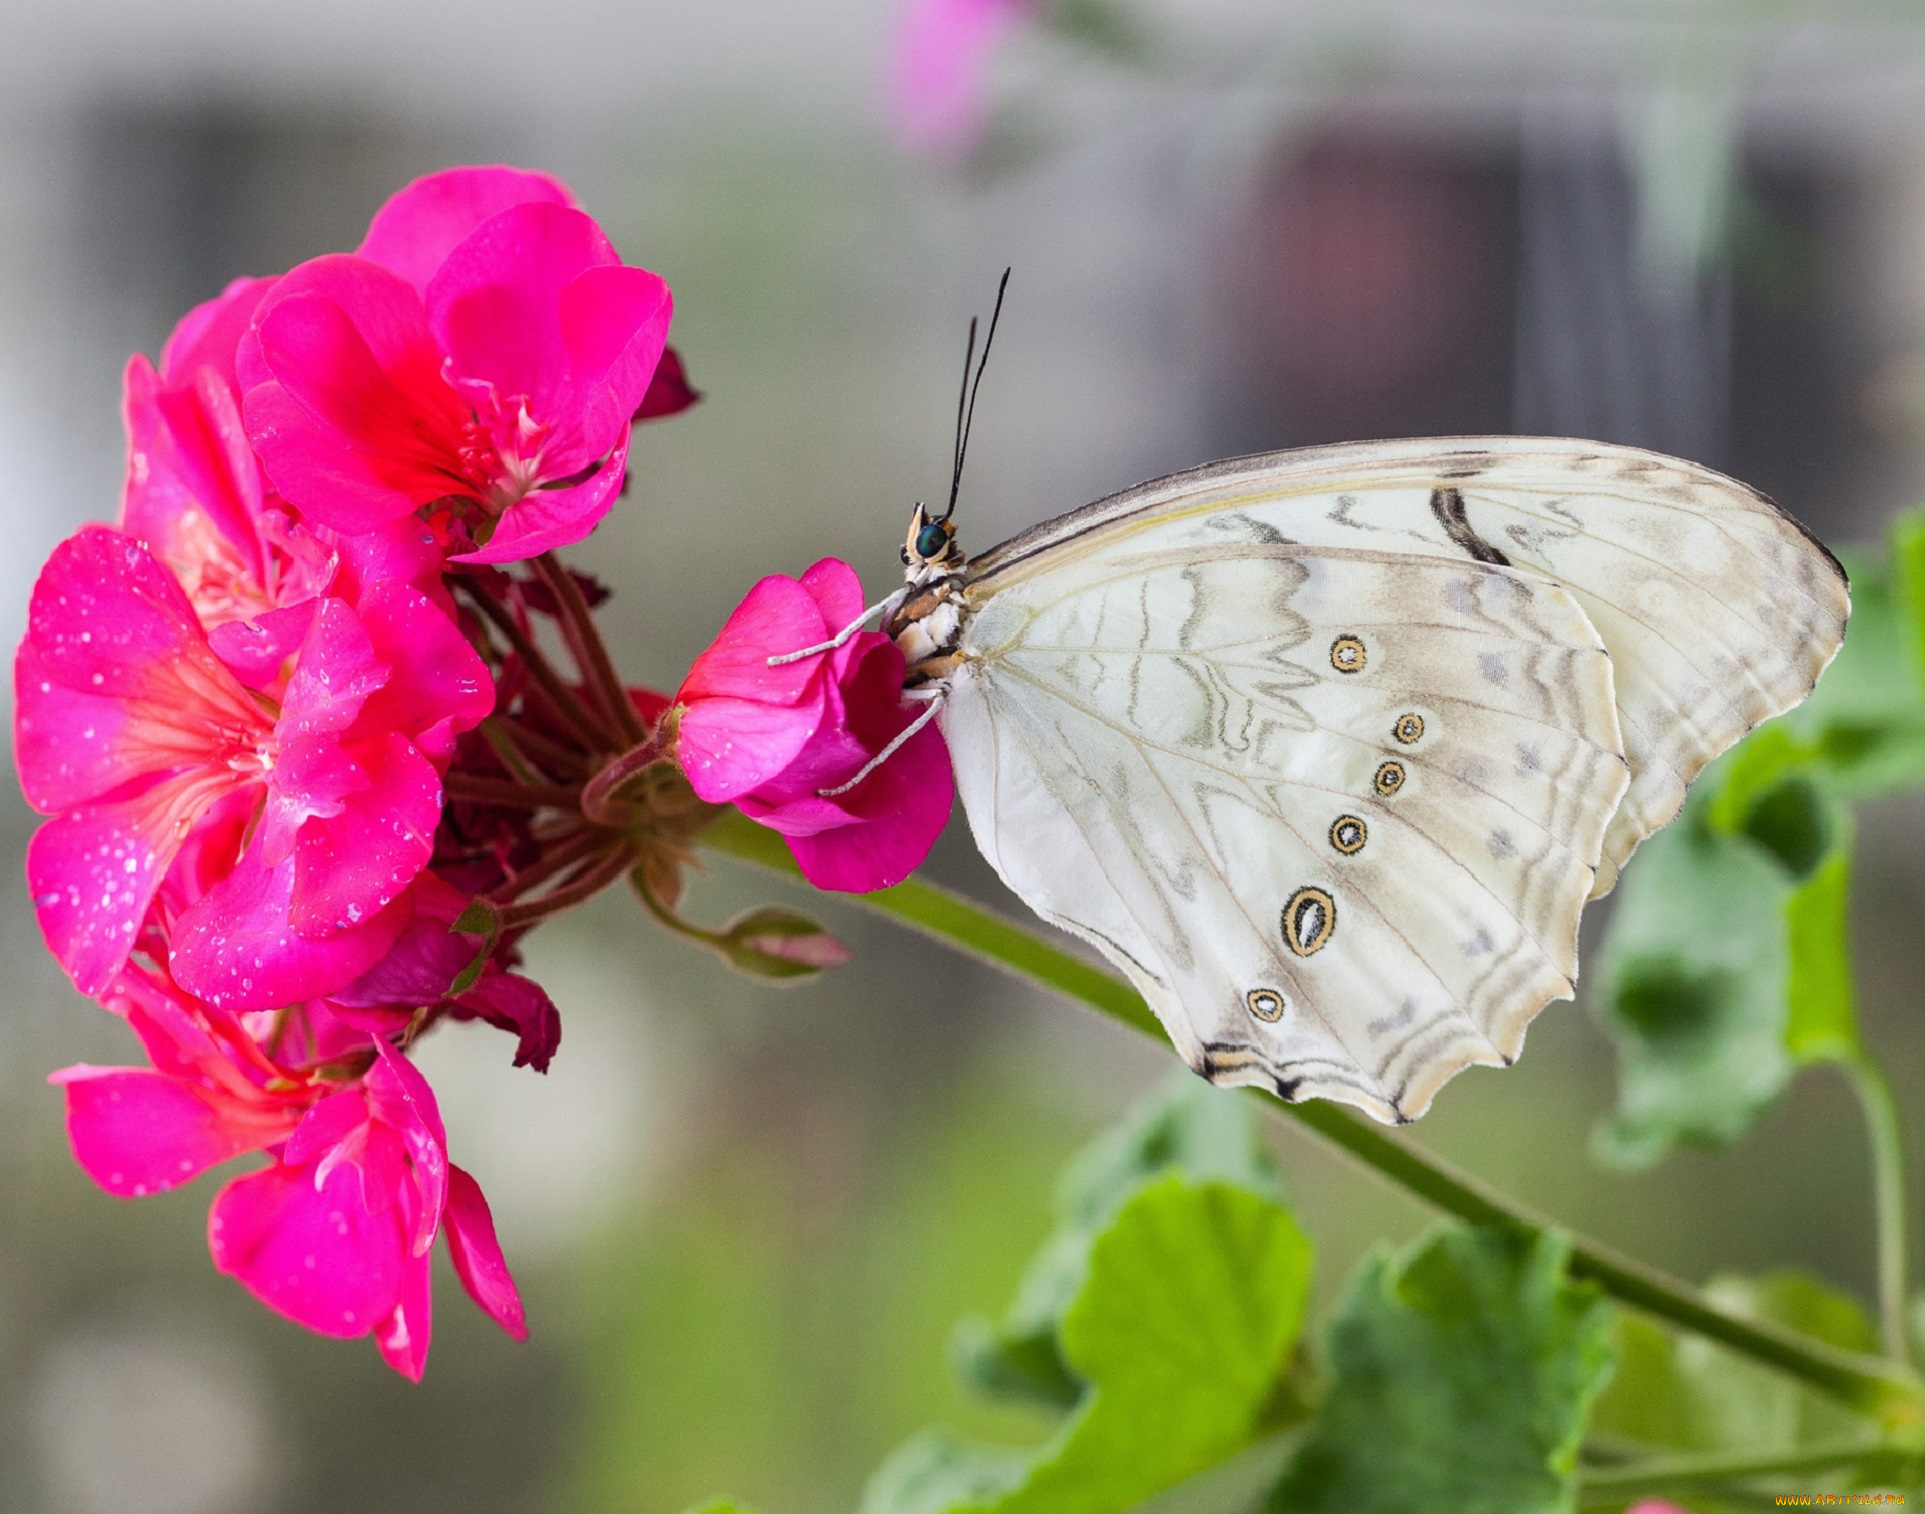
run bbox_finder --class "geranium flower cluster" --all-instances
[14,165,951,1378]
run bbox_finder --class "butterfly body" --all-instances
[887,437,1848,1124]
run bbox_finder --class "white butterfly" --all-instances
[812,436,1848,1125]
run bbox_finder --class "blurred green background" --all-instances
[7,1,1925,1510]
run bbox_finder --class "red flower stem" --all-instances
[444,774,584,810]
[581,739,665,827]
[486,717,591,779]
[532,553,646,745]
[476,718,545,785]
[485,827,607,905]
[496,844,636,929]
[461,581,621,754]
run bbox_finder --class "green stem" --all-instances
[700,811,1925,1427]
[1578,1437,1916,1495]
[1844,1053,1914,1367]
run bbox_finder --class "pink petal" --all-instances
[365,1042,448,1257]
[26,776,212,996]
[444,1165,527,1341]
[246,257,472,532]
[25,526,214,701]
[159,275,278,389]
[276,597,389,740]
[282,1088,372,1167]
[207,602,318,689]
[425,203,643,455]
[375,1247,435,1381]
[677,570,838,707]
[120,355,264,593]
[256,735,369,867]
[778,716,952,892]
[51,1066,274,1197]
[633,344,699,420]
[329,873,478,1008]
[208,1158,404,1340]
[457,972,561,1072]
[351,582,494,763]
[14,642,137,813]
[449,439,628,566]
[677,695,826,806]
[550,262,673,468]
[797,557,866,631]
[358,166,576,297]
[329,514,450,605]
[170,842,412,1011]
[289,731,441,936]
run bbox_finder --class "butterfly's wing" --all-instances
[969,438,1849,895]
[944,544,1629,1123]
[948,439,1846,1122]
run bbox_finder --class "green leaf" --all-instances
[956,1073,1283,1409]
[679,1503,763,1514]
[1783,538,1925,798]
[863,1434,1031,1514]
[861,1176,1314,1514]
[445,897,502,997]
[1590,815,1795,1168]
[1891,511,1925,690]
[1591,1269,1878,1456]
[1272,1228,1613,1514]
[1783,846,1859,1065]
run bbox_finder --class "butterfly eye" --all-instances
[1330,635,1366,674]
[1394,713,1425,744]
[915,523,949,559]
[1246,988,1286,1023]
[1374,761,1406,797]
[1329,815,1367,855]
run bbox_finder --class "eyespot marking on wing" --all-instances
[1282,886,1337,957]
[1330,635,1366,674]
[1374,760,1406,797]
[1246,988,1287,1022]
[1393,712,1425,744]
[1329,815,1367,855]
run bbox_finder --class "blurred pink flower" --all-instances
[675,558,951,891]
[16,526,492,1004]
[887,0,1035,157]
[240,166,674,565]
[1625,1505,1694,1514]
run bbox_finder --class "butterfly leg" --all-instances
[817,690,948,798]
[767,588,911,666]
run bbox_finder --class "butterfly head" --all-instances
[900,502,964,583]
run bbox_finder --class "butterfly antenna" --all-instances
[943,267,1011,522]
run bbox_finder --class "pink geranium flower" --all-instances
[240,166,674,565]
[887,0,1036,158]
[208,1041,522,1381]
[53,968,523,1381]
[16,526,492,1004]
[674,558,951,891]
[121,276,337,638]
